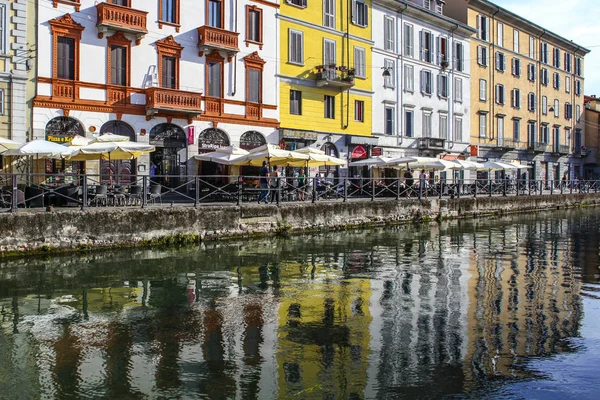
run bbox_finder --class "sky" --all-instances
[493,0,600,96]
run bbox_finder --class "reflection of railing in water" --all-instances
[2,172,600,212]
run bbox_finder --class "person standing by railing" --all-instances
[297,168,306,201]
[269,165,281,203]
[258,160,270,204]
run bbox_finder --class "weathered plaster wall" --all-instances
[1,194,599,255]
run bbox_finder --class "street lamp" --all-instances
[382,67,392,77]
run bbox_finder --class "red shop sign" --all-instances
[351,145,368,159]
[371,147,383,157]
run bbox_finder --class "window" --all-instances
[246,6,262,44]
[529,36,535,59]
[566,76,571,93]
[323,0,335,28]
[542,96,547,115]
[513,119,520,141]
[423,0,432,10]
[109,45,127,86]
[495,52,506,72]
[0,89,4,115]
[57,37,76,80]
[479,79,487,101]
[384,59,394,88]
[527,63,536,81]
[527,122,536,145]
[454,42,464,71]
[495,84,505,105]
[454,117,463,142]
[565,102,572,120]
[553,47,561,68]
[287,0,307,6]
[0,3,5,55]
[513,29,519,53]
[565,53,572,73]
[207,60,222,96]
[208,0,223,28]
[540,42,548,64]
[553,126,561,148]
[437,36,448,66]
[497,22,504,47]
[404,64,414,92]
[575,80,581,96]
[160,0,179,26]
[384,16,394,51]
[512,58,521,77]
[554,99,559,117]
[438,74,448,98]
[454,77,463,102]
[440,114,448,139]
[404,23,413,57]
[420,70,433,95]
[553,72,561,90]
[288,29,304,65]
[355,100,364,122]
[404,109,413,137]
[290,90,302,115]
[511,88,520,109]
[477,14,489,41]
[477,45,488,66]
[324,95,335,118]
[435,1,443,14]
[354,46,366,78]
[423,112,432,138]
[479,113,487,138]
[385,107,394,135]
[352,0,369,28]
[323,39,336,66]
[527,92,536,111]
[497,116,505,141]
[576,105,581,122]
[541,67,548,86]
[540,124,549,143]
[420,30,434,63]
[576,57,582,76]
[247,68,261,103]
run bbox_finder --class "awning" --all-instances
[345,135,379,146]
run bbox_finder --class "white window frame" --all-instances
[566,76,571,93]
[288,29,304,65]
[479,113,487,138]
[576,105,581,122]
[420,30,434,63]
[553,47,561,69]
[0,89,4,115]
[352,0,369,28]
[454,77,463,103]
[286,0,308,8]
[324,95,335,119]
[495,52,506,72]
[384,106,395,135]
[323,38,336,66]
[354,46,366,78]
[497,116,505,142]
[384,59,394,88]
[540,42,548,64]
[527,63,536,82]
[553,72,561,90]
[323,0,336,29]
[0,3,6,55]
[529,36,535,59]
[477,45,488,67]
[511,88,520,109]
[512,58,521,77]
[575,80,581,96]
[479,79,487,101]
[404,108,414,137]
[454,41,464,72]
[477,14,489,42]
[554,99,559,117]
[565,53,572,73]
[513,29,519,53]
[422,112,432,138]
[354,100,364,122]
[421,70,433,95]
[497,22,504,47]
[495,84,505,105]
[454,117,463,142]
[404,23,413,58]
[437,74,448,98]
[404,64,414,92]
[384,16,394,52]
[528,92,536,112]
[440,114,448,140]
[542,95,548,115]
[513,119,520,141]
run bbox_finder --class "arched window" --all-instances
[100,120,136,141]
[239,130,266,150]
[321,142,339,157]
[45,116,85,143]
[150,123,186,148]
[198,128,230,153]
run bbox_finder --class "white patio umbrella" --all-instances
[70,135,95,147]
[0,137,22,153]
[290,147,346,167]
[70,141,155,160]
[94,132,130,142]
[410,159,459,171]
[236,143,308,167]
[508,162,532,169]
[4,139,75,158]
[349,156,394,168]
[479,161,519,171]
[452,159,485,170]
[194,146,250,165]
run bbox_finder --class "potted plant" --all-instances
[440,58,449,70]
[347,68,356,76]
[328,63,337,69]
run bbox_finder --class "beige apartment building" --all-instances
[445,0,589,182]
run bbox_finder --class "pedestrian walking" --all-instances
[269,165,281,203]
[257,160,270,204]
[297,168,306,201]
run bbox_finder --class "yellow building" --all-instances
[445,0,590,182]
[278,0,376,162]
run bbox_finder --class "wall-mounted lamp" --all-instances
[549,107,555,112]
[382,67,392,77]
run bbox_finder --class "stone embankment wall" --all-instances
[1,194,599,256]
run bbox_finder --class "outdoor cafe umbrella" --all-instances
[0,137,22,153]
[3,139,75,158]
[287,147,346,167]
[348,156,394,168]
[479,160,519,171]
[235,143,308,167]
[409,159,460,171]
[194,146,250,165]
[451,159,485,170]
[69,141,155,161]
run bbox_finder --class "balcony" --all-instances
[552,145,570,155]
[572,147,590,157]
[197,26,239,59]
[315,66,355,89]
[499,138,517,150]
[96,2,148,44]
[417,137,446,151]
[532,142,549,152]
[146,87,203,122]
[51,79,78,101]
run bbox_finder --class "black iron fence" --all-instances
[1,173,598,212]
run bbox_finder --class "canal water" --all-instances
[1,210,600,399]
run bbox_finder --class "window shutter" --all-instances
[518,61,522,76]
[429,33,434,62]
[502,54,506,71]
[436,36,441,64]
[351,0,356,23]
[477,46,482,64]
[419,31,424,60]
[477,14,482,39]
[420,70,426,93]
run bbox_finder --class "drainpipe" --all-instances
[397,3,408,147]
[448,24,458,150]
[343,0,351,129]
[231,0,238,96]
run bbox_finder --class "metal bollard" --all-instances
[344,177,348,202]
[371,179,375,201]
[11,174,18,212]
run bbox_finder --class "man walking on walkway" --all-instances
[258,161,270,203]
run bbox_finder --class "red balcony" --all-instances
[197,26,239,59]
[96,2,148,44]
[51,79,78,101]
[146,87,203,121]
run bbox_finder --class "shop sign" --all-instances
[371,147,383,157]
[150,124,187,148]
[351,145,368,159]
[281,129,318,141]
[198,128,230,153]
[470,145,479,157]
[187,126,195,145]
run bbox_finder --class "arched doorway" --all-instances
[150,123,187,187]
[320,142,340,181]
[44,117,85,180]
[197,128,230,182]
[100,120,136,185]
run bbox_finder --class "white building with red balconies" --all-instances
[34,0,279,183]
